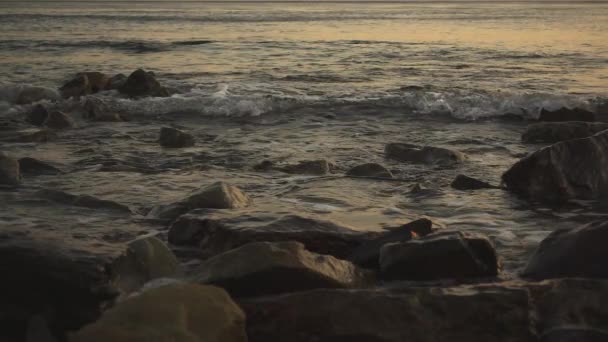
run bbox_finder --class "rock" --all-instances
[385,143,466,164]
[281,159,333,175]
[0,128,52,143]
[451,174,496,190]
[19,157,61,175]
[252,160,274,171]
[192,241,372,297]
[522,221,608,280]
[380,231,499,280]
[346,163,393,178]
[349,218,433,269]
[119,69,169,98]
[27,104,50,126]
[183,182,251,210]
[76,72,109,93]
[522,121,608,143]
[44,111,74,129]
[59,74,91,99]
[540,328,608,342]
[159,127,195,148]
[69,283,246,342]
[0,152,20,185]
[36,189,132,213]
[502,129,608,202]
[16,86,60,105]
[168,212,378,259]
[106,73,127,91]
[82,97,123,122]
[241,285,534,342]
[538,107,595,122]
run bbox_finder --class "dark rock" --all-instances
[16,86,60,105]
[76,72,109,93]
[349,218,433,269]
[281,159,333,175]
[241,285,534,342]
[523,221,608,280]
[252,160,274,171]
[539,107,595,122]
[69,283,247,342]
[540,328,608,342]
[451,174,495,190]
[380,231,499,280]
[36,189,132,213]
[502,129,608,202]
[27,104,50,126]
[18,158,61,175]
[192,241,373,297]
[346,163,393,178]
[44,111,74,129]
[522,121,608,143]
[59,74,91,99]
[168,212,379,259]
[105,73,127,91]
[119,69,169,98]
[385,143,466,164]
[0,128,52,143]
[82,97,123,122]
[0,152,20,185]
[159,127,195,148]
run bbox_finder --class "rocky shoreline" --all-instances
[1,69,608,341]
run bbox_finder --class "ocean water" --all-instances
[1,2,608,275]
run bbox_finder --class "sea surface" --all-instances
[1,2,608,275]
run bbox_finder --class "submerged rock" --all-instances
[451,174,496,190]
[193,241,372,297]
[241,285,534,342]
[523,221,608,280]
[83,97,123,122]
[69,283,246,342]
[0,152,20,185]
[36,189,132,213]
[119,69,169,98]
[538,107,595,122]
[16,86,60,105]
[346,162,393,178]
[522,121,608,143]
[59,74,91,99]
[159,127,195,148]
[281,159,333,175]
[380,231,499,280]
[18,157,61,175]
[385,143,466,165]
[168,212,378,259]
[502,129,608,202]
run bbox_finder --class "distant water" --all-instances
[1,2,607,118]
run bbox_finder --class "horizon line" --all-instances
[2,0,608,3]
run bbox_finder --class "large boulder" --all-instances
[281,160,333,175]
[346,163,393,178]
[522,121,608,143]
[0,152,20,185]
[159,127,195,148]
[451,174,496,190]
[168,212,378,259]
[538,107,595,122]
[502,129,608,202]
[59,74,91,99]
[0,232,177,340]
[192,241,372,297]
[385,143,466,165]
[69,283,246,342]
[379,231,499,280]
[241,285,534,342]
[119,69,169,98]
[522,221,608,280]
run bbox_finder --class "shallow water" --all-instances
[1,2,608,276]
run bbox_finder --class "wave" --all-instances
[0,39,214,53]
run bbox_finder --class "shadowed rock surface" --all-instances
[346,163,393,178]
[159,127,195,148]
[522,121,608,143]
[119,69,169,98]
[451,174,495,190]
[18,157,62,175]
[192,241,373,297]
[36,189,132,213]
[538,107,595,122]
[281,159,333,175]
[385,143,466,165]
[59,74,91,99]
[0,152,20,185]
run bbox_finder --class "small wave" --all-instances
[0,39,215,53]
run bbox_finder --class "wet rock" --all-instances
[538,107,595,122]
[82,97,123,122]
[16,86,60,105]
[193,241,372,297]
[241,285,534,342]
[69,283,246,342]
[281,159,333,175]
[159,127,195,148]
[18,157,61,175]
[27,104,51,126]
[385,143,466,164]
[252,160,274,171]
[380,231,499,280]
[119,69,169,98]
[76,72,109,93]
[522,121,608,143]
[349,218,433,269]
[184,182,252,210]
[0,152,20,185]
[59,74,91,99]
[502,129,608,202]
[346,162,393,178]
[106,73,127,90]
[540,328,608,342]
[451,174,496,190]
[44,111,74,129]
[0,128,52,143]
[36,189,132,213]
[168,212,378,259]
[523,221,608,280]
